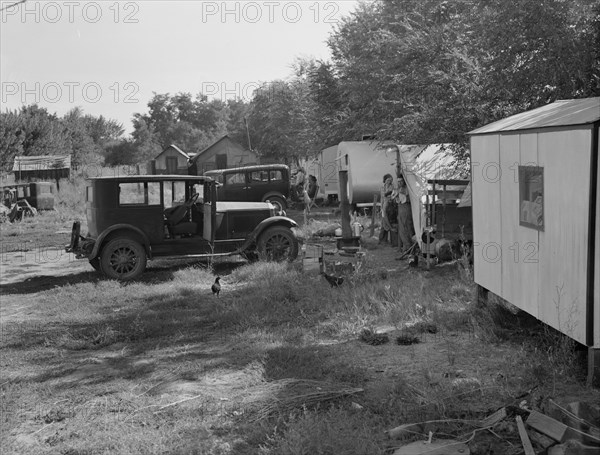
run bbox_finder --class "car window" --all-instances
[270,170,284,181]
[226,172,246,185]
[148,182,161,205]
[119,183,146,205]
[163,181,186,208]
[250,171,268,182]
[192,183,204,202]
[119,182,161,205]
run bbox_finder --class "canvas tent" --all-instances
[337,141,469,250]
[397,144,470,250]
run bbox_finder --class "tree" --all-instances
[325,0,599,162]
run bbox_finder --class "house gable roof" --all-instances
[189,135,251,165]
[155,144,191,160]
[469,97,600,135]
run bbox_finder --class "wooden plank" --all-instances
[548,399,600,438]
[393,440,470,455]
[479,407,506,427]
[516,415,536,455]
[526,410,569,442]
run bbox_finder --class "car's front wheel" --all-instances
[257,226,298,262]
[100,237,147,280]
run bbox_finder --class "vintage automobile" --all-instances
[204,164,290,212]
[66,175,299,280]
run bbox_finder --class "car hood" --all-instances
[215,201,274,212]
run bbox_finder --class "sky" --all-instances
[0,0,359,134]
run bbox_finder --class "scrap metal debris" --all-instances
[387,401,600,455]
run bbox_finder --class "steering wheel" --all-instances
[185,193,200,207]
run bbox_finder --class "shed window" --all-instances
[519,166,544,230]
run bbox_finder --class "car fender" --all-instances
[237,216,298,252]
[261,191,286,203]
[90,224,152,259]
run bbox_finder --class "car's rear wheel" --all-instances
[100,237,147,280]
[257,226,298,262]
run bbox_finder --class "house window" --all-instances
[519,166,544,230]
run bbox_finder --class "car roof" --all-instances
[87,174,214,183]
[204,164,289,175]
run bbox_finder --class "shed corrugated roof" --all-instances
[469,97,600,135]
[12,155,71,171]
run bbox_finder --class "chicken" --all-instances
[322,271,344,287]
[211,276,221,297]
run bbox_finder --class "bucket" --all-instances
[352,222,364,237]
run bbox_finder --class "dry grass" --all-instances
[1,220,595,454]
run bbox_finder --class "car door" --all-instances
[245,170,270,202]
[222,171,248,201]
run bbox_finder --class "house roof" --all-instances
[189,135,251,165]
[469,97,600,135]
[12,155,71,172]
[155,144,191,161]
[204,164,288,175]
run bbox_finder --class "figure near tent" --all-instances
[394,174,415,253]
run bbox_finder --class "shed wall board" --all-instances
[499,135,539,318]
[520,133,539,166]
[537,128,591,345]
[472,134,502,296]
[595,126,600,347]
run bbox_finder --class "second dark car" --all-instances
[204,164,290,212]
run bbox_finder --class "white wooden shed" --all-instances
[468,97,600,384]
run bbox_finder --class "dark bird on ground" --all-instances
[322,271,344,287]
[211,277,221,297]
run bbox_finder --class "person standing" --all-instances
[379,173,394,244]
[395,174,414,252]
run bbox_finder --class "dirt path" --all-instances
[0,249,88,286]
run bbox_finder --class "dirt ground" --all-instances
[1,207,599,454]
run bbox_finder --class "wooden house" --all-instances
[153,145,194,175]
[469,97,600,384]
[187,136,258,176]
